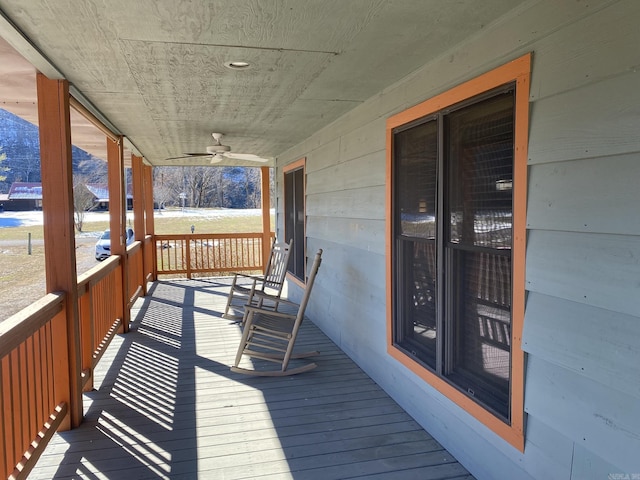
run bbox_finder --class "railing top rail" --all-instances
[77,255,120,290]
[0,291,65,359]
[127,241,142,254]
[155,232,266,240]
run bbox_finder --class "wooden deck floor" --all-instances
[30,278,473,479]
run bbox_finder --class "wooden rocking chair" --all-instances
[223,239,292,320]
[231,249,323,376]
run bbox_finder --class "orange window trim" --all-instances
[385,53,531,452]
[283,157,306,174]
[283,157,307,285]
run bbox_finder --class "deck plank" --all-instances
[29,278,473,479]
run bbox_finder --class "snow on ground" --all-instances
[0,208,270,231]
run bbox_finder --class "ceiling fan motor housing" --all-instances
[206,144,231,154]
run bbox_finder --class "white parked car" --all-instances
[95,228,134,261]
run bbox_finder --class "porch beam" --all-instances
[260,166,271,273]
[36,73,81,430]
[107,136,129,332]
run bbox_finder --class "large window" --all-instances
[284,159,305,281]
[386,55,530,451]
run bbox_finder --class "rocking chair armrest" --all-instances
[243,304,297,320]
[266,297,299,309]
[247,291,298,310]
[232,272,266,282]
[246,288,287,302]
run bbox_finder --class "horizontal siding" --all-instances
[527,153,640,234]
[525,356,640,473]
[526,229,640,317]
[528,72,640,164]
[523,292,640,399]
[337,117,386,163]
[571,443,628,480]
[304,237,386,335]
[306,185,385,220]
[304,138,341,173]
[307,217,385,256]
[529,0,640,102]
[523,418,573,480]
[306,150,385,196]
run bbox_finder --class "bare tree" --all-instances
[184,166,220,208]
[11,154,39,182]
[73,175,97,232]
[0,146,9,182]
[153,167,179,211]
[154,183,174,211]
[245,168,261,208]
[209,168,225,207]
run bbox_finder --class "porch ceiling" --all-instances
[0,0,524,167]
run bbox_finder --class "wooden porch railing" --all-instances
[76,256,123,393]
[0,235,154,478]
[142,235,155,286]
[0,231,271,478]
[155,232,274,278]
[126,241,145,309]
[0,293,69,480]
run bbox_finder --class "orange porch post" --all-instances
[36,73,82,430]
[131,154,146,294]
[131,154,145,242]
[107,136,129,332]
[260,166,271,273]
[143,164,156,281]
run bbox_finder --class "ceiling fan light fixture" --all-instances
[224,60,251,70]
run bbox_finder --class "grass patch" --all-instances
[0,224,45,241]
[0,246,47,316]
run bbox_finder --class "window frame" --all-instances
[385,54,531,451]
[283,157,306,285]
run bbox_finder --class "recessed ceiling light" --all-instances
[224,61,251,70]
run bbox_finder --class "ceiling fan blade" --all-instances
[164,152,210,160]
[223,152,271,162]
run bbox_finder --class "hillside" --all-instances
[0,108,106,193]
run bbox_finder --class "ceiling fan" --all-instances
[165,133,271,164]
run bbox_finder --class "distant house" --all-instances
[86,183,133,210]
[6,182,42,210]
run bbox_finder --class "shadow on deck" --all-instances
[30,278,473,479]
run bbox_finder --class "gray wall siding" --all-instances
[277,0,640,477]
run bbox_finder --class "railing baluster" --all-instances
[9,350,19,472]
[45,321,54,425]
[1,356,9,474]
[26,336,36,443]
[0,358,5,476]
[18,345,27,460]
